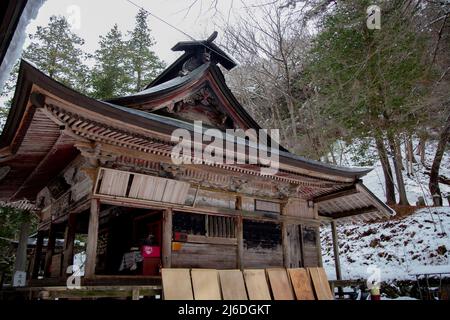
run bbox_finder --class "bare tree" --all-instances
[429,113,450,206]
[220,4,311,150]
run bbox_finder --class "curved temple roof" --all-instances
[0,38,393,220]
[1,60,371,181]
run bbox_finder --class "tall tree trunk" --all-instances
[329,144,337,165]
[407,134,417,163]
[375,135,397,205]
[395,140,405,171]
[429,114,450,206]
[273,104,288,147]
[405,138,412,177]
[405,135,415,177]
[388,133,410,205]
[417,133,427,165]
[285,95,297,144]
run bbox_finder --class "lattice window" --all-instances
[206,215,236,238]
[173,212,236,239]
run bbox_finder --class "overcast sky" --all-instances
[25,0,250,65]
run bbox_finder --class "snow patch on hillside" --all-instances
[362,140,450,205]
[321,207,450,282]
[339,140,450,205]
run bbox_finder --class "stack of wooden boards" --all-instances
[161,267,334,300]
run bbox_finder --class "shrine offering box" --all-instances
[141,245,161,258]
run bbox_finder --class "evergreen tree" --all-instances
[91,24,132,99]
[1,16,89,129]
[304,0,433,205]
[24,15,90,93]
[128,9,165,91]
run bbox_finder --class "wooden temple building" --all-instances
[0,33,393,296]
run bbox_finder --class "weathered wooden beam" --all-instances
[235,196,243,270]
[315,226,323,267]
[355,183,393,217]
[31,231,45,279]
[281,203,290,268]
[44,224,56,278]
[94,194,321,226]
[331,205,377,220]
[62,212,76,277]
[186,235,237,245]
[313,186,358,203]
[162,208,172,268]
[331,220,342,281]
[281,222,290,268]
[13,219,30,286]
[10,134,65,200]
[85,199,99,278]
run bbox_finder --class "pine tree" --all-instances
[24,15,90,93]
[91,24,132,99]
[1,16,89,129]
[128,9,165,91]
[304,0,433,205]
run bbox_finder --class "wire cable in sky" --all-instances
[124,0,235,64]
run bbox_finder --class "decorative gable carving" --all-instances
[155,85,236,130]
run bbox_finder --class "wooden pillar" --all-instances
[236,217,243,270]
[281,223,290,268]
[31,230,45,279]
[162,208,172,268]
[85,199,99,278]
[44,224,56,278]
[235,196,244,270]
[331,220,342,280]
[62,213,76,277]
[13,219,30,286]
[315,225,323,267]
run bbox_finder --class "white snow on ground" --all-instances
[321,207,450,282]
[322,139,450,283]
[73,252,85,276]
[381,295,419,300]
[362,140,450,206]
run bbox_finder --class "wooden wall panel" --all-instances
[286,224,301,268]
[242,247,283,269]
[255,200,280,213]
[171,242,237,269]
[50,253,62,278]
[303,247,320,267]
[243,220,283,268]
[302,225,320,267]
[241,197,255,211]
[97,168,190,205]
[194,190,236,209]
[283,198,312,218]
[99,170,129,197]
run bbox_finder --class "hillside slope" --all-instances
[322,140,450,282]
[321,207,450,281]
